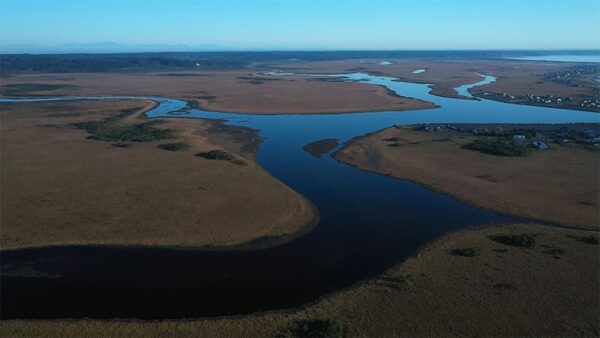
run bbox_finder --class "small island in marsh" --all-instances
[303,138,340,158]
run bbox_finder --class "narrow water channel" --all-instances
[1,73,598,319]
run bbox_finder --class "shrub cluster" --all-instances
[158,142,188,151]
[282,319,347,338]
[463,138,530,157]
[196,150,246,165]
[72,119,173,142]
[488,234,536,248]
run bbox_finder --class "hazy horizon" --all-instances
[3,43,600,55]
[1,0,599,54]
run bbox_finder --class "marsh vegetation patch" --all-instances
[72,119,173,142]
[158,142,188,151]
[0,83,77,97]
[542,248,566,259]
[574,235,599,245]
[488,234,536,248]
[238,76,282,82]
[70,106,174,143]
[448,247,479,257]
[463,138,531,157]
[281,319,348,338]
[196,150,247,165]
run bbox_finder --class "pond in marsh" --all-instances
[1,73,598,319]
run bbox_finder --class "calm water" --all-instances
[453,73,495,97]
[1,73,598,319]
[509,54,600,63]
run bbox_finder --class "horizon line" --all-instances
[2,48,600,56]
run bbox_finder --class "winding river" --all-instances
[1,73,598,319]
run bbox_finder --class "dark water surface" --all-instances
[1,73,598,319]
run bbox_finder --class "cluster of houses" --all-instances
[581,98,600,109]
[473,64,600,111]
[479,91,600,111]
[541,65,600,82]
[415,124,600,150]
[511,134,548,149]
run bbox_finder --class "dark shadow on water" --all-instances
[1,144,509,318]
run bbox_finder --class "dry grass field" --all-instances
[2,222,597,337]
[0,99,317,249]
[335,125,600,229]
[269,58,599,106]
[0,70,435,114]
[2,58,595,114]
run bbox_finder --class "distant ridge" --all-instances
[1,50,599,76]
[0,42,226,54]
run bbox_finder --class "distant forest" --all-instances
[1,50,598,76]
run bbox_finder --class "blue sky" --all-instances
[1,0,599,52]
